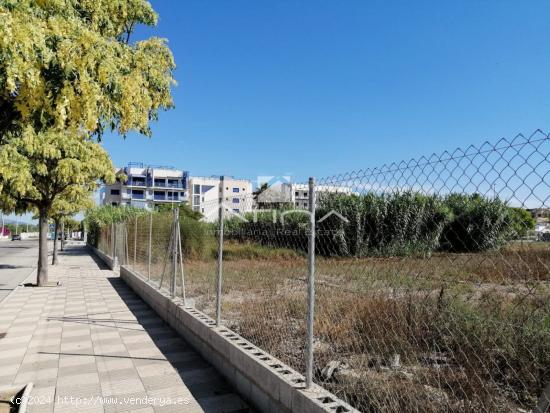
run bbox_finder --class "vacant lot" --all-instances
[177,242,550,412]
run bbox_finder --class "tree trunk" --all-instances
[60,221,65,251]
[37,209,49,286]
[52,220,59,265]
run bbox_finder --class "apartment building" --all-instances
[257,182,353,209]
[189,176,253,221]
[101,163,188,210]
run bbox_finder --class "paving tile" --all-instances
[18,358,59,373]
[0,244,251,413]
[101,377,146,396]
[96,357,135,373]
[13,367,58,386]
[57,372,100,387]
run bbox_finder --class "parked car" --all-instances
[11,234,21,241]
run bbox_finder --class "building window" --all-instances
[233,208,240,213]
[232,188,239,193]
[193,195,200,206]
[111,202,118,206]
[232,198,239,204]
[132,190,144,199]
[110,189,120,195]
[295,191,299,197]
[194,184,200,194]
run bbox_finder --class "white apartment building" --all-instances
[257,182,353,209]
[189,176,253,221]
[101,163,188,210]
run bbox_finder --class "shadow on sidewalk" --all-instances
[39,244,251,412]
[105,276,252,413]
[57,245,110,270]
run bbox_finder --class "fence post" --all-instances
[148,212,153,281]
[111,223,116,265]
[171,208,179,298]
[133,215,138,268]
[215,175,225,326]
[176,211,186,305]
[306,177,316,389]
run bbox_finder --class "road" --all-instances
[0,239,39,302]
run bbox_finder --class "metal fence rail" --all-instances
[95,131,550,413]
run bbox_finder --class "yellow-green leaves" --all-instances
[0,0,175,137]
[0,128,115,215]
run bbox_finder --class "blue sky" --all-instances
[101,0,550,179]
[10,0,550,223]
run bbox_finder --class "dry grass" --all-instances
[144,241,550,412]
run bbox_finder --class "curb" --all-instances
[0,268,37,307]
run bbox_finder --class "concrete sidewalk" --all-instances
[0,244,251,413]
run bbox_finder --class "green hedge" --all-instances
[85,205,147,248]
[225,192,535,256]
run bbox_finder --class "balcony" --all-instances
[130,200,148,208]
[132,193,145,200]
[153,195,181,201]
[153,181,184,189]
[127,180,146,187]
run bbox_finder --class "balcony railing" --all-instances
[128,180,146,186]
[153,182,183,188]
[153,195,180,201]
[132,194,145,200]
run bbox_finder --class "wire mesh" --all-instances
[310,131,550,412]
[97,224,112,256]
[93,130,550,412]
[221,193,310,373]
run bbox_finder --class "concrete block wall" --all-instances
[88,245,116,270]
[119,265,359,413]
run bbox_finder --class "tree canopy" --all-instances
[0,0,176,138]
[0,128,115,215]
[0,0,175,285]
[0,128,115,284]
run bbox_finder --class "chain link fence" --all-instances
[92,131,550,412]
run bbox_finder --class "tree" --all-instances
[0,128,115,285]
[0,0,175,139]
[50,192,93,265]
[0,0,175,284]
[508,207,536,238]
